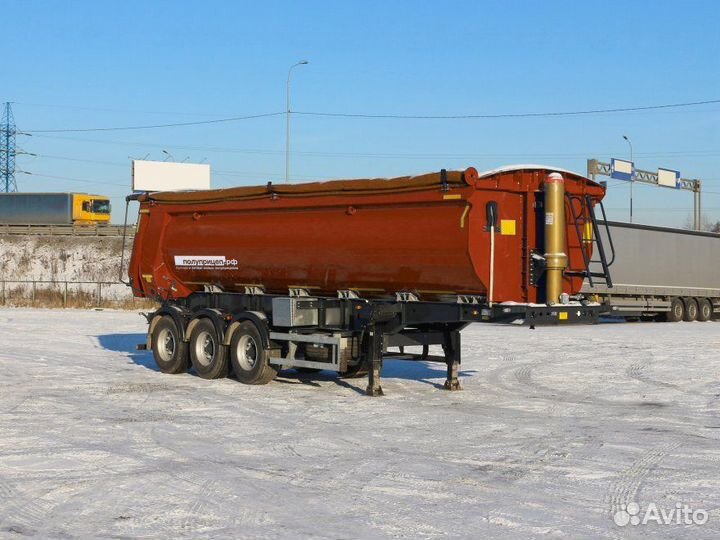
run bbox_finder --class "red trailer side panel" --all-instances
[128,166,605,304]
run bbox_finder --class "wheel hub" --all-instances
[236,335,258,371]
[195,331,215,367]
[158,328,175,361]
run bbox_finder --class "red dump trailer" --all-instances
[127,165,609,395]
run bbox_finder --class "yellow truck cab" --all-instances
[73,194,112,224]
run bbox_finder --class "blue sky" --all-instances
[1,0,718,225]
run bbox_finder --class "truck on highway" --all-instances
[583,221,720,321]
[0,192,111,225]
[126,165,610,394]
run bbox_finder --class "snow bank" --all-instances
[0,235,136,305]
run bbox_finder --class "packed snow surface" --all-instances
[0,309,719,539]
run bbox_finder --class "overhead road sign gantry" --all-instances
[587,159,702,230]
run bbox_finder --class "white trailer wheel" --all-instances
[193,330,216,367]
[235,334,259,372]
[683,298,698,322]
[665,298,685,323]
[230,321,277,385]
[157,327,176,362]
[189,318,229,379]
[150,315,190,374]
[697,298,713,322]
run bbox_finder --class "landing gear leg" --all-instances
[365,327,384,396]
[443,330,462,391]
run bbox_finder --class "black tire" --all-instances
[189,318,229,379]
[230,321,277,385]
[683,298,698,322]
[697,298,713,322]
[151,315,190,374]
[664,297,685,322]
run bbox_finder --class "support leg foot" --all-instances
[367,357,384,396]
[444,377,462,391]
[443,330,462,391]
[365,328,384,396]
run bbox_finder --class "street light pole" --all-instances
[286,60,309,183]
[623,135,634,223]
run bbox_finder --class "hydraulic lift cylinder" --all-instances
[544,173,568,304]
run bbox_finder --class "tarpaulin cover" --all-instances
[141,170,473,204]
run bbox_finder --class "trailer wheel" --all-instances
[151,316,190,374]
[189,318,229,379]
[683,298,698,322]
[664,297,685,322]
[697,298,713,322]
[230,321,277,385]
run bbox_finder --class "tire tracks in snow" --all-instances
[625,353,683,392]
[486,353,606,408]
[607,441,681,517]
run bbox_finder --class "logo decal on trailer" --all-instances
[174,256,238,269]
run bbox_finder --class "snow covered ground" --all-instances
[0,308,719,539]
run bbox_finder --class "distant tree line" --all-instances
[685,218,720,233]
[685,217,720,233]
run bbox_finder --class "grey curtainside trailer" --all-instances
[582,220,720,321]
[0,193,74,225]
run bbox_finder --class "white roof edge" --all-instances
[477,164,586,179]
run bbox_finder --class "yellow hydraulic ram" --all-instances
[544,172,568,304]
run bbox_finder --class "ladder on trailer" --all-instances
[566,194,615,288]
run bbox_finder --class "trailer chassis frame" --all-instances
[145,292,601,395]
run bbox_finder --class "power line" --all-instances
[23,98,720,133]
[29,134,720,161]
[33,153,127,167]
[295,99,720,120]
[18,97,720,121]
[28,171,127,187]
[605,207,720,212]
[16,101,233,117]
[27,112,285,133]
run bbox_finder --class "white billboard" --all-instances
[657,168,680,189]
[132,160,211,192]
[610,158,633,181]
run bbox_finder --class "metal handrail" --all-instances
[564,193,614,288]
[593,200,616,267]
[586,197,613,288]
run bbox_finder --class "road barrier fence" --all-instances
[0,224,133,237]
[0,279,149,308]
